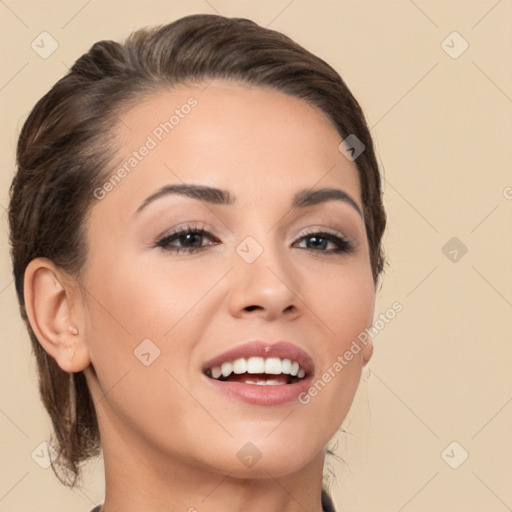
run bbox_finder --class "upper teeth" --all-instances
[210,357,306,380]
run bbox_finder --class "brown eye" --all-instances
[156,227,220,254]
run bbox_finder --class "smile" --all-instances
[205,356,307,385]
[201,340,314,405]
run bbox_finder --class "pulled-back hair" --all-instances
[8,13,386,488]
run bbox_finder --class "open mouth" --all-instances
[204,356,307,386]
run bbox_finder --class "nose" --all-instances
[227,239,301,322]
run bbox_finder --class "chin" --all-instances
[192,429,326,480]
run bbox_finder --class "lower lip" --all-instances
[203,374,313,406]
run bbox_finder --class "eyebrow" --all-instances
[134,184,363,217]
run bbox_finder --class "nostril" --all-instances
[245,305,259,311]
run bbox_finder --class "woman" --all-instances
[8,14,386,512]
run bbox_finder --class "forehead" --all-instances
[95,79,362,215]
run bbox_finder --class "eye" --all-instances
[155,225,220,254]
[294,229,354,254]
[155,226,354,255]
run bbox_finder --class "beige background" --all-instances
[1,1,511,511]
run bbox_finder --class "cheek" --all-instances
[81,254,222,451]
[298,264,374,423]
[84,250,222,340]
[312,259,375,345]
[81,250,231,402]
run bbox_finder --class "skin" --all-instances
[24,80,375,512]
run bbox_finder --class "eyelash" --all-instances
[155,225,354,255]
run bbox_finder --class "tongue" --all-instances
[225,373,289,384]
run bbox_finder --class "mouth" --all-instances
[201,340,314,405]
[204,356,307,385]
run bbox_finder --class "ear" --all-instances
[362,333,374,367]
[23,258,90,373]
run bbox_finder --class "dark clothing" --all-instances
[90,490,336,511]
[321,489,337,512]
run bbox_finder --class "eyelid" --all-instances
[294,225,353,244]
[155,223,350,242]
[155,220,210,241]
[296,225,344,237]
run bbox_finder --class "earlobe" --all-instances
[23,258,90,373]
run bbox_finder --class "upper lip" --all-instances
[201,340,314,376]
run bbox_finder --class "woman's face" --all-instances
[80,80,375,478]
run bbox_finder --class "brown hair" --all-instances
[8,13,387,489]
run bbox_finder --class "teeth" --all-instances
[221,361,233,377]
[245,379,286,386]
[247,357,265,373]
[281,358,292,373]
[207,356,307,381]
[232,358,248,374]
[264,357,282,374]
